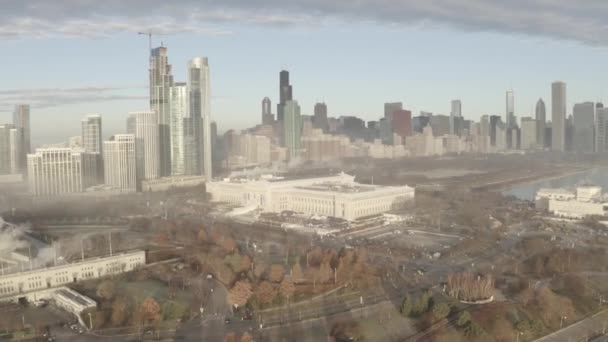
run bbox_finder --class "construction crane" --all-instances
[138,31,153,54]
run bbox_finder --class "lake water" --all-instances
[503,167,608,201]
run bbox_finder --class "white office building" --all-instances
[169,83,188,176]
[536,186,608,218]
[134,111,160,180]
[207,173,415,221]
[103,134,137,193]
[26,148,84,196]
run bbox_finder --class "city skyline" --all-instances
[2,2,608,145]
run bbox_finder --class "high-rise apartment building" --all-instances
[134,111,160,181]
[149,47,174,177]
[103,134,137,193]
[551,81,567,151]
[573,102,595,153]
[188,57,212,180]
[535,99,546,148]
[27,148,84,196]
[283,100,302,160]
[169,83,188,176]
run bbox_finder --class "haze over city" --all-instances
[2,0,608,145]
[4,2,608,342]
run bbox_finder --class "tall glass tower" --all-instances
[149,47,174,177]
[188,57,212,180]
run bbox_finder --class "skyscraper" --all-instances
[0,124,14,175]
[450,100,462,135]
[535,99,546,148]
[596,108,608,153]
[520,117,538,150]
[188,57,212,180]
[489,115,501,147]
[149,46,174,177]
[126,113,136,135]
[283,100,302,160]
[551,81,567,151]
[103,134,137,193]
[27,148,84,196]
[506,91,515,128]
[262,97,273,125]
[313,102,329,132]
[170,83,188,176]
[573,102,595,153]
[277,70,293,122]
[392,109,412,140]
[134,111,160,181]
[13,104,30,171]
[81,115,102,153]
[384,102,403,122]
[8,127,20,174]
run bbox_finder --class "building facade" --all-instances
[103,134,137,193]
[27,148,84,196]
[573,102,595,153]
[207,173,415,221]
[169,83,188,176]
[134,111,160,181]
[520,117,537,150]
[597,108,608,153]
[13,104,30,171]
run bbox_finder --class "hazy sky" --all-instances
[1,0,608,146]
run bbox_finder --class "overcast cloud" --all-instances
[1,0,607,45]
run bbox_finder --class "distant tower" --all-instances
[262,97,274,125]
[188,57,212,180]
[573,102,595,153]
[13,104,30,171]
[313,102,329,132]
[126,113,136,135]
[169,82,188,176]
[277,70,293,122]
[551,81,567,151]
[283,100,302,160]
[450,99,462,135]
[535,99,546,148]
[81,115,102,154]
[149,46,174,177]
[506,91,515,128]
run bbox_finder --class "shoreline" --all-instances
[473,166,599,192]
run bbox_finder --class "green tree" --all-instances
[457,311,471,327]
[400,296,412,316]
[432,302,451,321]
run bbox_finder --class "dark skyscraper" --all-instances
[277,70,293,122]
[490,115,501,146]
[313,102,329,132]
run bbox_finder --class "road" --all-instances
[534,309,608,342]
